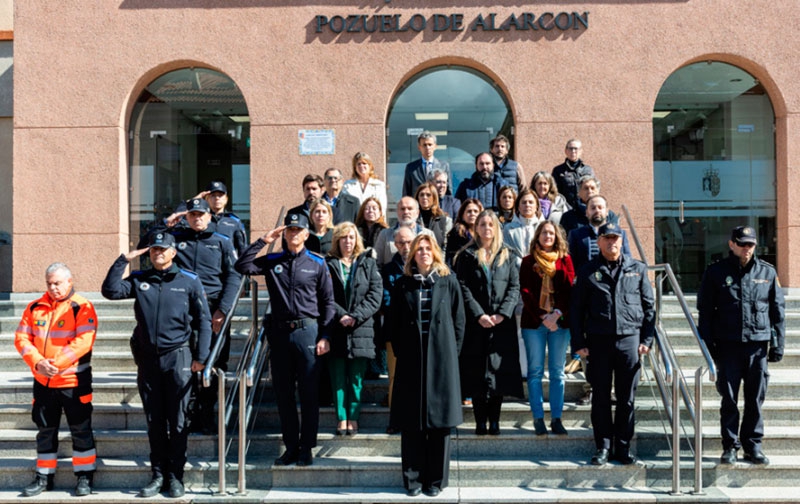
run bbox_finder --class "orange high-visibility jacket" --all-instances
[14,291,98,388]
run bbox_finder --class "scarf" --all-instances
[534,249,559,312]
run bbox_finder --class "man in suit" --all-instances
[322,167,361,224]
[403,131,451,197]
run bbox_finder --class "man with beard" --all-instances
[373,197,434,266]
[490,134,527,193]
[288,174,325,218]
[567,195,630,272]
[454,152,510,211]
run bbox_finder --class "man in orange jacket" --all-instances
[14,263,98,497]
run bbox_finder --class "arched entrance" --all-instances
[653,61,776,291]
[128,67,250,250]
[386,65,513,211]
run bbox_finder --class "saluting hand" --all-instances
[164,211,188,227]
[124,248,150,262]
[261,226,287,245]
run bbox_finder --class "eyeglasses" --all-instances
[326,176,341,181]
[735,241,756,248]
[566,146,581,151]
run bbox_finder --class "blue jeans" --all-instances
[522,326,570,419]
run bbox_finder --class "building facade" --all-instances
[6,1,800,293]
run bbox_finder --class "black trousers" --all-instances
[716,341,769,453]
[192,298,230,430]
[32,380,96,475]
[137,346,193,481]
[401,428,451,492]
[588,333,640,452]
[269,324,321,453]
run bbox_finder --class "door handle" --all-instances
[679,200,684,224]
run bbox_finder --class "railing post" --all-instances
[694,367,705,495]
[238,281,258,495]
[216,368,227,495]
[671,369,681,495]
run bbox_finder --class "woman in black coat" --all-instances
[388,234,465,497]
[326,222,383,436]
[454,209,522,435]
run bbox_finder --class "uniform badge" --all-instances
[595,271,602,281]
[89,318,95,324]
[178,242,187,250]
[156,233,163,240]
[57,320,65,328]
[35,320,46,326]
[274,265,284,274]
[725,276,733,286]
[140,282,151,291]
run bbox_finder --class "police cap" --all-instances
[598,222,623,238]
[149,232,176,250]
[206,181,228,194]
[731,225,757,245]
[186,198,212,214]
[284,212,310,230]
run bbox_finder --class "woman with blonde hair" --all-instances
[342,151,388,213]
[388,234,464,497]
[325,222,382,436]
[454,210,522,435]
[305,198,335,255]
[414,182,452,249]
[520,220,575,436]
[531,171,570,225]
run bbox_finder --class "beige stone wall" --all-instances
[0,0,11,31]
[10,1,800,291]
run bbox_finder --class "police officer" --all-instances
[234,212,335,466]
[697,225,785,465]
[570,222,655,466]
[15,263,98,497]
[102,233,212,498]
[170,181,248,254]
[146,197,242,432]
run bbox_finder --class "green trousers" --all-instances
[328,357,369,422]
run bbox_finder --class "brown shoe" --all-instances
[565,358,582,374]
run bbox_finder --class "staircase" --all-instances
[0,294,798,502]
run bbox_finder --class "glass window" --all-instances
[653,62,775,291]
[386,66,513,215]
[128,68,250,253]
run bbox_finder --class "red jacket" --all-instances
[519,254,575,329]
[15,291,97,388]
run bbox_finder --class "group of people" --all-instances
[12,132,785,498]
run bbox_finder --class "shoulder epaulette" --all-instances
[757,257,777,269]
[179,269,199,280]
[306,250,326,264]
[212,232,232,241]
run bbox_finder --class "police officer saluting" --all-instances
[235,212,335,466]
[102,233,212,498]
[698,225,785,465]
[570,222,655,466]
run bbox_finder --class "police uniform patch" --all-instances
[35,320,46,327]
[179,242,187,250]
[193,199,201,205]
[274,265,284,274]
[725,276,733,286]
[595,271,602,281]
[140,282,151,291]
[58,320,65,327]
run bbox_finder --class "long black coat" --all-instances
[326,250,383,360]
[388,272,465,430]
[454,245,523,398]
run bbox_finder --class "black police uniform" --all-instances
[173,181,248,254]
[697,228,785,460]
[101,242,212,484]
[235,220,336,461]
[570,242,655,459]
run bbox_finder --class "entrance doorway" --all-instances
[653,62,776,291]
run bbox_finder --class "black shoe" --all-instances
[488,422,500,436]
[274,450,299,466]
[550,418,568,435]
[22,473,53,497]
[423,487,441,497]
[533,418,547,436]
[167,478,185,498]
[720,447,737,465]
[743,450,769,465]
[138,476,164,498]
[475,424,487,435]
[386,425,398,435]
[406,487,422,497]
[590,448,609,466]
[75,474,93,497]
[614,450,637,465]
[296,450,313,467]
[577,391,592,406]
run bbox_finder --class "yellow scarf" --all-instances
[534,249,559,312]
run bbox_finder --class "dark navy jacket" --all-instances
[570,253,655,352]
[697,253,785,353]
[551,159,594,209]
[454,171,510,211]
[234,239,335,339]
[568,223,630,272]
[102,256,213,363]
[144,222,242,315]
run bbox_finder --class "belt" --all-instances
[274,317,317,330]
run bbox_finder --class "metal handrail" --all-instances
[620,204,716,495]
[202,275,248,388]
